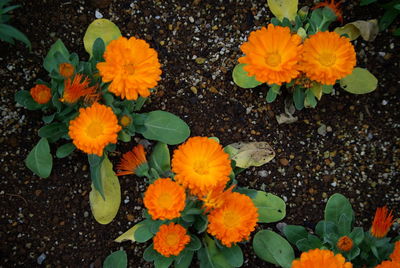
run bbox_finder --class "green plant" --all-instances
[0,0,30,48]
[361,0,400,35]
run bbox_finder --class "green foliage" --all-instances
[88,154,105,199]
[324,193,354,226]
[361,0,400,33]
[148,142,171,176]
[340,67,378,94]
[15,90,42,110]
[232,63,262,89]
[43,39,70,72]
[25,138,52,178]
[251,191,286,223]
[103,250,127,268]
[55,143,75,158]
[0,0,30,48]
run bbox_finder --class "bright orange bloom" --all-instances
[300,31,356,85]
[30,84,52,104]
[171,137,232,197]
[291,249,352,268]
[116,144,147,176]
[314,0,344,23]
[68,103,121,156]
[376,261,400,268]
[371,206,394,238]
[207,192,258,247]
[337,236,353,252]
[61,74,97,104]
[143,178,186,220]
[153,222,190,257]
[201,185,235,213]
[238,24,302,85]
[390,241,400,262]
[97,36,162,100]
[59,63,75,78]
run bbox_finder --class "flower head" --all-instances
[376,261,400,268]
[291,248,352,268]
[171,137,232,197]
[30,84,52,104]
[119,115,132,127]
[68,103,121,156]
[207,192,258,247]
[337,236,353,252]
[153,222,190,257]
[371,206,394,238]
[201,184,235,213]
[116,144,147,176]
[314,0,344,23]
[238,24,302,85]
[59,63,75,78]
[97,36,162,100]
[300,31,356,85]
[390,241,400,263]
[61,74,97,104]
[143,178,186,220]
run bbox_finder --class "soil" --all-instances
[1,0,399,267]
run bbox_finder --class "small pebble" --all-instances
[95,10,103,19]
[37,253,46,265]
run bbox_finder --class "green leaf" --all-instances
[38,122,68,141]
[293,87,305,110]
[134,222,153,242]
[322,85,333,94]
[267,0,298,21]
[379,8,400,31]
[296,234,323,251]
[187,235,202,251]
[118,130,131,142]
[138,111,190,145]
[56,143,75,158]
[149,142,171,176]
[324,193,354,226]
[42,114,55,124]
[253,230,294,268]
[266,88,277,103]
[14,90,42,110]
[224,142,275,169]
[349,227,364,245]
[346,246,360,260]
[251,191,286,223]
[232,63,262,89]
[0,23,31,49]
[340,67,378,94]
[175,250,194,268]
[25,138,52,178]
[43,39,69,72]
[103,250,127,268]
[143,244,160,262]
[338,213,352,236]
[200,236,233,268]
[83,19,121,57]
[154,255,174,268]
[92,37,105,61]
[88,154,105,199]
[220,245,243,267]
[360,0,377,6]
[283,225,309,245]
[315,220,337,238]
[304,89,317,108]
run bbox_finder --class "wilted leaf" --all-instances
[310,83,323,100]
[267,0,298,21]
[335,20,379,41]
[89,155,121,225]
[114,222,145,243]
[340,67,378,94]
[83,19,121,57]
[276,113,298,124]
[232,63,262,89]
[224,142,275,168]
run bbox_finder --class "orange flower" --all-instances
[207,192,258,247]
[238,24,302,85]
[30,84,52,104]
[116,144,147,176]
[153,222,190,257]
[314,0,344,23]
[300,31,356,85]
[143,178,186,220]
[119,115,132,127]
[390,241,400,262]
[59,63,75,78]
[171,137,232,197]
[371,206,394,238]
[61,74,97,104]
[337,236,353,252]
[68,103,121,156]
[291,248,352,268]
[97,36,162,100]
[376,261,400,268]
[201,185,235,213]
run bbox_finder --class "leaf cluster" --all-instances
[361,0,400,35]
[0,0,30,48]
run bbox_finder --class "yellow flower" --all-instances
[153,222,190,257]
[376,261,400,268]
[116,144,147,176]
[61,74,97,104]
[337,236,353,252]
[68,103,121,156]
[30,84,52,104]
[207,192,258,247]
[300,31,356,85]
[238,24,302,85]
[371,206,394,238]
[390,241,400,263]
[171,137,232,197]
[97,36,162,100]
[143,178,186,220]
[59,63,75,78]
[291,249,353,268]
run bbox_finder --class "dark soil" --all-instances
[1,0,399,267]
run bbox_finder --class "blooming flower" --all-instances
[201,184,235,213]
[300,31,356,85]
[376,261,400,268]
[59,62,75,78]
[238,24,302,85]
[143,178,186,220]
[68,103,121,156]
[171,137,232,197]
[337,236,353,252]
[30,84,52,104]
[97,36,162,100]
[314,0,344,23]
[116,144,147,176]
[153,222,190,257]
[291,248,352,268]
[61,74,97,104]
[390,241,400,263]
[371,206,394,238]
[207,192,258,247]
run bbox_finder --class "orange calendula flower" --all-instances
[68,103,121,156]
[390,241,400,262]
[59,63,75,78]
[30,84,52,104]
[171,137,232,197]
[238,24,302,85]
[143,178,186,220]
[116,144,147,176]
[153,222,190,257]
[119,115,132,127]
[314,0,344,23]
[201,185,235,213]
[61,74,97,104]
[376,261,400,268]
[371,206,394,238]
[96,36,162,100]
[207,192,258,247]
[291,248,353,268]
[337,236,353,252]
[300,31,356,85]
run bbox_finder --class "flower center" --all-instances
[193,160,209,175]
[165,233,179,246]
[86,121,104,139]
[158,192,173,209]
[123,63,136,75]
[337,236,353,252]
[319,52,336,67]
[120,115,131,127]
[222,210,240,229]
[265,52,281,67]
[38,90,49,100]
